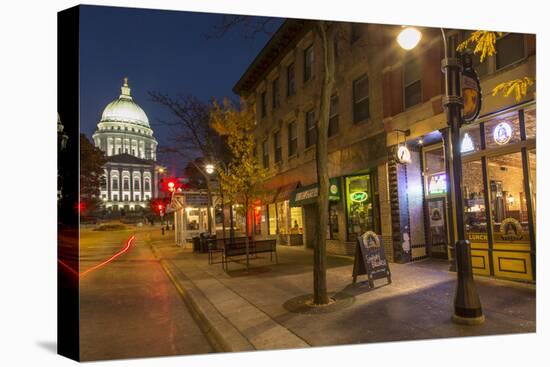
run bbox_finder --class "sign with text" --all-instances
[352,231,392,287]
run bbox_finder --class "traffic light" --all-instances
[167,181,175,192]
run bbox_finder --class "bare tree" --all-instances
[149,92,230,234]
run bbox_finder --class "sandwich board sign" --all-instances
[352,231,392,287]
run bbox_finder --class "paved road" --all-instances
[79,227,213,361]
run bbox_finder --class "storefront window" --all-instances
[290,206,303,234]
[485,111,521,149]
[524,107,536,140]
[463,160,488,243]
[253,205,262,235]
[268,203,277,235]
[346,174,374,241]
[528,149,536,227]
[277,201,289,235]
[460,124,482,155]
[487,152,531,244]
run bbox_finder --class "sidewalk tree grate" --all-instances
[283,292,355,314]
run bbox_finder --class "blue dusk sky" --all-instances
[79,5,281,174]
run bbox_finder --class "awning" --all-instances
[290,178,341,206]
[274,181,300,202]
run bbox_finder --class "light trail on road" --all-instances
[58,234,136,278]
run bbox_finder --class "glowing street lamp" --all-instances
[396,26,422,50]
[205,163,215,175]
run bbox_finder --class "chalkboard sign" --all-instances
[352,231,392,287]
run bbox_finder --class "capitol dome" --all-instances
[93,77,158,161]
[100,78,150,127]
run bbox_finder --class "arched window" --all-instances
[123,178,130,190]
[144,178,151,191]
[112,177,119,190]
[134,178,140,190]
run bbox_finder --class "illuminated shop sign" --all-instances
[493,122,513,145]
[350,191,369,203]
[461,133,475,153]
[427,173,447,195]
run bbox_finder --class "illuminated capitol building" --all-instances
[92,78,159,211]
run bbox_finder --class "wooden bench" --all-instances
[218,239,277,271]
[207,236,251,265]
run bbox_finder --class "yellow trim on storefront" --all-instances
[492,250,533,281]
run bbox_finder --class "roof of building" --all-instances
[106,153,155,166]
[100,77,150,127]
[232,19,311,96]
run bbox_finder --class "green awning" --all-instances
[290,178,341,206]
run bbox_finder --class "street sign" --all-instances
[352,231,392,287]
[462,53,482,123]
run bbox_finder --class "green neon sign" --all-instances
[350,191,369,203]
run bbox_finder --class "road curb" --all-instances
[149,243,255,353]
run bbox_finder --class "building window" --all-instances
[134,195,140,201]
[463,160,487,244]
[274,131,282,163]
[144,178,150,191]
[305,109,316,148]
[134,178,140,190]
[404,58,422,109]
[328,95,339,136]
[350,23,361,43]
[288,121,297,157]
[346,174,374,242]
[304,45,314,82]
[123,178,130,190]
[287,63,296,97]
[272,78,280,109]
[260,91,267,118]
[496,33,525,70]
[353,74,369,123]
[268,203,277,235]
[488,151,531,243]
[262,140,269,168]
[124,195,129,202]
[113,194,118,202]
[112,177,119,190]
[290,206,303,234]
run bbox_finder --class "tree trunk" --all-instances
[220,188,226,244]
[313,21,335,305]
[205,179,214,234]
[244,195,250,272]
[229,199,235,243]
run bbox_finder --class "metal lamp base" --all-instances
[452,313,485,325]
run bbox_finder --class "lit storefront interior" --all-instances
[345,174,376,242]
[461,104,536,281]
[259,182,304,245]
[390,103,535,282]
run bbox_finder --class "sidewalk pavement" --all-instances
[147,231,535,353]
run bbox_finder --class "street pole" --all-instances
[440,29,484,324]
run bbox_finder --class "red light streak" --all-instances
[58,259,79,277]
[57,235,136,278]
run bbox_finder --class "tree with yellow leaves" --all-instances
[457,31,535,101]
[210,98,269,271]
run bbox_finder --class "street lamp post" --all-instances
[397,27,484,324]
